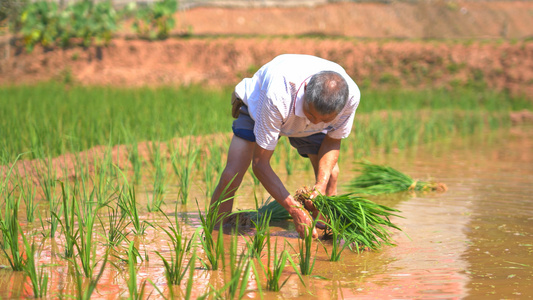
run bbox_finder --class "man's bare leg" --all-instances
[210,135,255,221]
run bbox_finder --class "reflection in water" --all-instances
[1,127,532,299]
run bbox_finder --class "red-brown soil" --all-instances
[1,38,532,97]
[0,1,533,97]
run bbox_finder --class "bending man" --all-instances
[210,54,360,238]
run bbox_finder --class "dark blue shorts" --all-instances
[232,105,326,158]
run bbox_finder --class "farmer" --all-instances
[210,54,360,238]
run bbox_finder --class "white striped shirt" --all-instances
[234,54,360,151]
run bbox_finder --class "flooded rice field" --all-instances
[1,126,532,299]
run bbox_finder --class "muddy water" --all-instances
[1,126,532,299]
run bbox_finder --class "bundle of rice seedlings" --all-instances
[294,187,402,251]
[224,197,291,227]
[347,161,448,195]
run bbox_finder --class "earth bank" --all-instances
[1,38,532,97]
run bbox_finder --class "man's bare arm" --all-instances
[252,144,318,238]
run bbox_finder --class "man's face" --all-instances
[303,101,337,125]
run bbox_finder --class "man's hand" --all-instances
[308,184,328,229]
[286,198,318,239]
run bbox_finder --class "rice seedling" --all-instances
[224,197,291,228]
[203,143,225,199]
[184,250,197,299]
[296,219,318,276]
[155,209,196,286]
[257,197,291,222]
[321,215,353,262]
[71,249,109,300]
[35,159,62,238]
[197,203,225,271]
[171,139,199,204]
[124,129,143,184]
[347,161,447,195]
[51,181,78,258]
[125,241,148,300]
[74,196,102,278]
[203,153,216,199]
[16,175,38,223]
[147,169,166,212]
[197,178,238,270]
[118,185,149,235]
[212,229,260,300]
[1,83,530,164]
[92,154,119,206]
[98,200,130,249]
[247,209,271,257]
[147,142,167,212]
[256,234,305,291]
[1,155,27,269]
[21,234,49,298]
[0,193,26,271]
[295,187,402,251]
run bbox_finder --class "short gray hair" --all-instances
[304,71,349,115]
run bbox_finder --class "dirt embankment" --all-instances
[0,1,533,97]
[1,38,532,97]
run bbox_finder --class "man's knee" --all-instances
[220,168,245,189]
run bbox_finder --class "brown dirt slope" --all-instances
[0,1,532,97]
[1,38,532,97]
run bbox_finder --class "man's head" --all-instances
[303,71,349,124]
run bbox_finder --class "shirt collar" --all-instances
[294,78,310,123]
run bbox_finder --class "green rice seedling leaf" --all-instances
[220,230,258,299]
[0,192,26,271]
[98,201,131,249]
[297,219,319,276]
[257,197,291,222]
[72,248,110,300]
[256,234,302,292]
[16,174,38,223]
[347,161,447,195]
[171,139,199,204]
[113,165,150,235]
[296,187,403,251]
[320,213,353,262]
[248,209,272,257]
[185,251,197,300]
[155,207,196,285]
[22,234,49,298]
[197,177,236,270]
[50,181,78,258]
[74,195,102,278]
[147,142,167,211]
[123,241,151,300]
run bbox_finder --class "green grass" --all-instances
[0,83,232,162]
[1,83,530,163]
